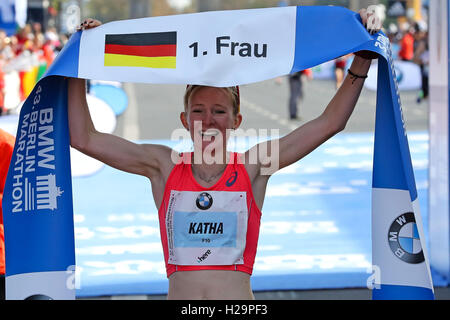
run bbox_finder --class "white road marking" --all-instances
[241,97,299,131]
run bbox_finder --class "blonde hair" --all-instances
[184,85,240,115]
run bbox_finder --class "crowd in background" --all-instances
[0,23,69,116]
[387,19,429,103]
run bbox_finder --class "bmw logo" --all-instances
[196,192,213,210]
[388,212,424,264]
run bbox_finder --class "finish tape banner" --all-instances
[2,6,434,299]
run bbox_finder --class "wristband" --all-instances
[347,68,368,84]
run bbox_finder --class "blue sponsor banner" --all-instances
[3,76,76,298]
[371,31,433,299]
[372,58,417,200]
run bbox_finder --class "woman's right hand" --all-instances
[76,18,102,31]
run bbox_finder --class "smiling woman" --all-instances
[67,7,379,300]
[180,85,242,167]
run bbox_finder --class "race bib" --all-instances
[165,190,248,265]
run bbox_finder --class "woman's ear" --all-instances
[233,113,243,130]
[180,112,189,131]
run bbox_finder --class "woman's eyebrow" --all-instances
[191,104,228,108]
[213,104,228,108]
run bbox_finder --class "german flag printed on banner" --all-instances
[104,31,177,69]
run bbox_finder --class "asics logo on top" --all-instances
[226,171,238,187]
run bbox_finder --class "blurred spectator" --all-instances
[0,33,15,62]
[42,33,56,67]
[32,22,42,38]
[1,31,19,115]
[413,21,429,103]
[32,32,55,72]
[0,67,4,115]
[44,27,60,49]
[15,24,33,56]
[398,22,415,61]
[288,69,312,120]
[56,33,69,53]
[0,29,12,116]
[387,23,400,61]
[334,54,351,89]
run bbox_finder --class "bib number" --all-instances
[166,190,248,265]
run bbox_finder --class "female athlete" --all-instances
[70,8,380,299]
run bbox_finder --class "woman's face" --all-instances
[181,86,242,153]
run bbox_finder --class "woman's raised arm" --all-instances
[68,19,173,179]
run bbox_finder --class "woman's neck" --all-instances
[191,151,230,183]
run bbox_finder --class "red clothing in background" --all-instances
[0,129,15,275]
[398,32,414,61]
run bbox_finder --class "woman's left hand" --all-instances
[359,7,382,35]
[354,6,383,60]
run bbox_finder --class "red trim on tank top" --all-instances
[157,154,181,213]
[237,153,263,215]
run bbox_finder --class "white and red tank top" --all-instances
[158,152,262,277]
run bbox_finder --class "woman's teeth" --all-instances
[201,129,220,137]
